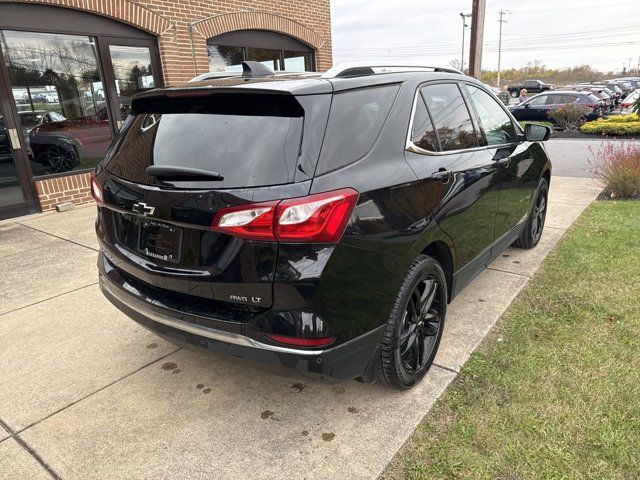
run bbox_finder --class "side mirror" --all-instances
[524,123,552,142]
[523,103,530,108]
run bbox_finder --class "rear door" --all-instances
[405,82,500,278]
[98,90,328,309]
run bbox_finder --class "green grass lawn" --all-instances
[385,200,640,480]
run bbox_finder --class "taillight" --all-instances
[266,334,336,348]
[211,188,359,243]
[622,103,630,108]
[90,172,105,206]
[211,200,278,241]
[275,189,359,242]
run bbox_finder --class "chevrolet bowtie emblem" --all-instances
[132,202,155,216]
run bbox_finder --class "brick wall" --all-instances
[34,173,93,212]
[2,0,333,213]
[2,0,333,84]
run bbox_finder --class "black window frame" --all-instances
[406,80,522,156]
[207,30,315,72]
[406,81,482,155]
[462,82,520,148]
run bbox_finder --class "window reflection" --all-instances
[421,83,479,151]
[0,29,112,174]
[283,51,313,72]
[108,45,154,118]
[247,47,280,71]
[208,45,244,72]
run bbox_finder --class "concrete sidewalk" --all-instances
[0,176,601,480]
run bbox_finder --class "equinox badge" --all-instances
[132,202,155,216]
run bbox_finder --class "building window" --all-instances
[207,30,315,72]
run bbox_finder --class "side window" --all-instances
[545,95,559,105]
[410,93,439,151]
[317,84,399,174]
[528,95,547,106]
[420,83,479,152]
[465,85,517,146]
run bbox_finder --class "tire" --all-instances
[376,255,447,390]
[514,177,548,249]
[510,89,520,98]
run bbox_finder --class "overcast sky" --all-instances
[331,0,640,73]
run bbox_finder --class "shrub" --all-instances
[547,103,592,131]
[594,114,640,124]
[589,142,640,198]
[581,120,640,136]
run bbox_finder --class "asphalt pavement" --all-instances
[545,136,640,178]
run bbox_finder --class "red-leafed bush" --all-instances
[590,142,640,198]
[547,103,592,131]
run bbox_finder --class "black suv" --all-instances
[93,62,552,390]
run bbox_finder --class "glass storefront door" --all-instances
[0,100,33,217]
[0,30,113,176]
[101,37,160,125]
[0,42,37,219]
[0,26,161,220]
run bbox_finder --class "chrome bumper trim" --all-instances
[100,275,327,356]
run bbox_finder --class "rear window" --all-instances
[105,93,304,188]
[577,94,601,104]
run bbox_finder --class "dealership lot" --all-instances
[0,170,601,479]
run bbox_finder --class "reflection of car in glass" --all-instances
[28,110,111,174]
[0,115,11,164]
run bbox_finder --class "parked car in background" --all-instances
[566,86,614,111]
[508,90,603,123]
[507,79,555,98]
[620,89,640,111]
[613,77,640,89]
[603,80,633,94]
[590,84,621,105]
[93,61,552,390]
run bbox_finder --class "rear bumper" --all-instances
[98,252,383,382]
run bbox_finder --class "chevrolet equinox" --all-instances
[93,62,552,390]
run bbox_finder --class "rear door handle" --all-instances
[431,168,453,182]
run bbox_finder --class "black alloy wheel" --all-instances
[44,145,78,173]
[377,255,447,390]
[514,177,549,249]
[531,186,547,244]
[398,277,441,374]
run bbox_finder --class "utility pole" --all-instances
[460,12,471,72]
[469,0,486,79]
[496,9,511,88]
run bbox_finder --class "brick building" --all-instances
[0,0,333,220]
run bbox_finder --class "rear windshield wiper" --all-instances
[146,165,224,181]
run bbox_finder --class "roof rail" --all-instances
[321,62,463,79]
